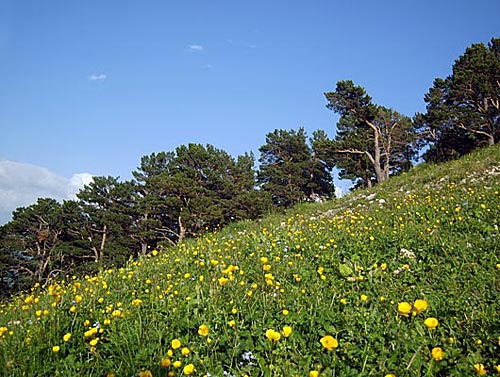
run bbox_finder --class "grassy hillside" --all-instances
[1,146,499,377]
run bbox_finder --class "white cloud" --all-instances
[188,44,204,52]
[0,160,93,225]
[89,73,107,81]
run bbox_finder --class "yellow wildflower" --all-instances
[424,317,439,330]
[183,363,195,375]
[52,345,60,353]
[412,299,428,315]
[138,371,153,377]
[181,347,190,356]
[89,338,99,346]
[309,371,320,377]
[320,335,338,351]
[63,333,72,342]
[198,324,209,337]
[131,299,142,307]
[84,328,98,338]
[397,302,412,316]
[474,363,487,375]
[173,360,182,368]
[171,339,181,349]
[282,326,293,338]
[265,329,281,342]
[431,347,445,361]
[218,277,229,286]
[161,358,171,368]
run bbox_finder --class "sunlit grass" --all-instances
[1,146,499,376]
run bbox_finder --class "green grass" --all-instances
[1,146,500,377]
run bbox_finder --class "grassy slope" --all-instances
[1,146,499,377]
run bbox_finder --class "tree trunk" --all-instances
[98,224,107,261]
[178,216,186,244]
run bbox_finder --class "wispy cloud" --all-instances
[188,44,204,52]
[89,73,107,81]
[0,160,93,225]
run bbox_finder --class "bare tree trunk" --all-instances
[99,224,107,261]
[178,216,186,244]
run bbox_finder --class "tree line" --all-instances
[1,37,498,297]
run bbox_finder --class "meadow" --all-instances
[1,146,499,377]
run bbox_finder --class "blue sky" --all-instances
[0,0,499,223]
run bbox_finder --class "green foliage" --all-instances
[258,128,335,207]
[1,145,499,376]
[417,37,500,162]
[133,144,271,246]
[325,80,417,187]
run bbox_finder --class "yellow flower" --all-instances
[52,345,60,353]
[282,326,293,338]
[385,374,397,377]
[424,317,439,330]
[181,347,190,356]
[340,298,347,305]
[111,309,123,318]
[397,302,412,316]
[138,371,153,377]
[431,347,445,361]
[183,363,195,375]
[282,309,289,316]
[89,338,99,346]
[309,371,319,377]
[265,329,281,342]
[412,299,428,315]
[173,360,182,368]
[171,339,181,349]
[320,335,338,351]
[0,327,8,337]
[228,320,236,327]
[360,294,368,302]
[63,333,72,342]
[198,324,209,337]
[132,299,143,307]
[161,358,171,367]
[474,363,487,375]
[218,277,229,286]
[495,365,500,374]
[84,327,98,338]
